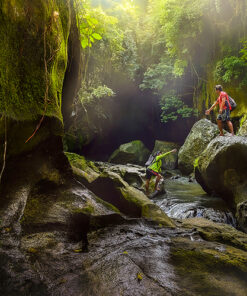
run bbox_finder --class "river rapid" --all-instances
[151,176,236,226]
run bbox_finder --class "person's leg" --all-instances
[154,174,161,191]
[145,179,150,193]
[217,119,224,136]
[145,169,152,194]
[225,110,234,135]
[226,120,234,135]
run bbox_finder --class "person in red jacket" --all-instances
[205,85,234,136]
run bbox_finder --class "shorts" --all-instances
[217,109,230,122]
[146,169,159,180]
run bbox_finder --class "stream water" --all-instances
[151,177,236,226]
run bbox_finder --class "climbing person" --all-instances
[145,149,177,195]
[205,85,234,136]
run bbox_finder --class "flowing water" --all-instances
[151,177,236,226]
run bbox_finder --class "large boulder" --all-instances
[0,0,72,162]
[178,119,219,175]
[65,152,101,183]
[5,219,247,296]
[2,150,247,295]
[195,136,247,209]
[85,171,174,227]
[152,140,180,170]
[66,153,174,227]
[96,161,146,189]
[108,140,150,165]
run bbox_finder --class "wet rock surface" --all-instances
[1,149,247,295]
[94,161,146,190]
[67,154,174,227]
[178,119,219,175]
[195,136,247,207]
[1,219,247,296]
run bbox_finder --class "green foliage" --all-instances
[72,0,247,135]
[147,0,206,76]
[173,59,188,77]
[160,95,197,123]
[240,40,247,62]
[78,84,115,104]
[91,85,115,99]
[214,51,247,89]
[75,0,103,49]
[214,56,246,82]
[139,61,173,93]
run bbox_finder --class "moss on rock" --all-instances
[178,119,219,175]
[0,0,71,161]
[171,237,247,296]
[182,218,247,251]
[0,0,70,121]
[108,140,150,165]
[65,152,100,183]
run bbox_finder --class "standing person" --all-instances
[145,149,177,194]
[205,85,234,136]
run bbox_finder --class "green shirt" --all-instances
[148,151,172,173]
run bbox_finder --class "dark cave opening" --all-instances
[79,88,196,161]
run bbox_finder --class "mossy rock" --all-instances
[195,136,247,207]
[108,140,150,165]
[0,117,63,163]
[170,236,247,296]
[84,170,175,227]
[65,152,100,183]
[170,219,247,295]
[182,218,247,251]
[66,153,173,226]
[0,0,70,121]
[20,180,121,231]
[178,119,219,175]
[94,162,146,190]
[0,0,71,159]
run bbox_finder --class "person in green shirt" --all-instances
[145,149,177,194]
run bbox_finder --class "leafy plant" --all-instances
[74,0,103,49]
[78,84,115,105]
[214,51,247,89]
[214,56,246,82]
[240,39,247,62]
[140,62,173,93]
[160,95,197,123]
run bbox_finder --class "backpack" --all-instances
[228,96,237,111]
[145,151,160,167]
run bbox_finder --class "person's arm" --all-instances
[205,100,218,115]
[156,149,177,161]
